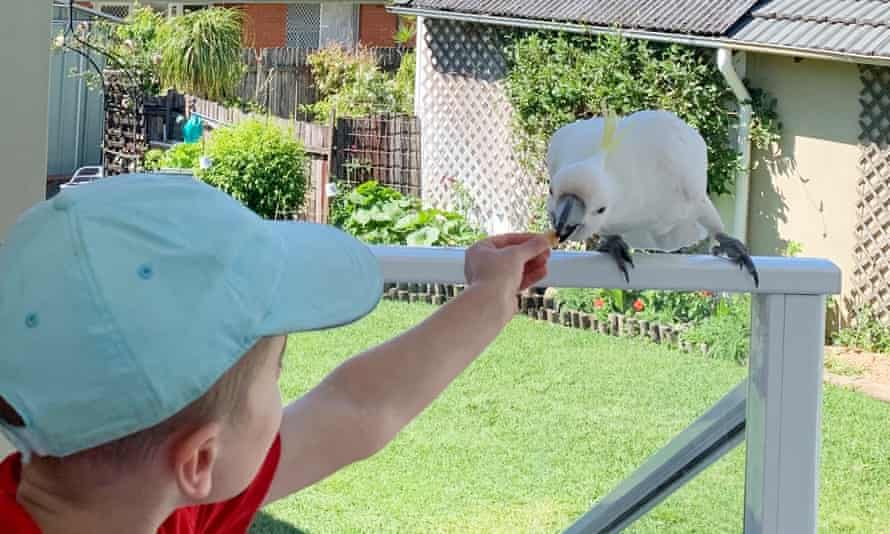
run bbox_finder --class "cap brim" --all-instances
[259,222,383,335]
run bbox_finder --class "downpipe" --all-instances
[717,48,752,243]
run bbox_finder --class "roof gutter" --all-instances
[717,49,751,243]
[389,6,890,67]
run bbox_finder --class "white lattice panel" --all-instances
[287,3,321,49]
[853,65,890,321]
[419,19,544,234]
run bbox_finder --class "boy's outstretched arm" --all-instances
[264,234,551,504]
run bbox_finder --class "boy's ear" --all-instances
[171,422,222,501]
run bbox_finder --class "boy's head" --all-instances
[0,174,382,499]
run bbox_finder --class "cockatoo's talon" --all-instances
[713,233,760,288]
[598,235,634,284]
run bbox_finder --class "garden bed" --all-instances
[383,283,705,354]
[825,346,890,403]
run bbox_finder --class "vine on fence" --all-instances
[503,31,782,196]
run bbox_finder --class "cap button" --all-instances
[53,194,74,211]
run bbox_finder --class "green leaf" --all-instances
[406,227,441,247]
[353,209,372,225]
[395,213,419,230]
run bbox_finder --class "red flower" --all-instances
[594,298,605,309]
[700,290,713,297]
[633,299,645,312]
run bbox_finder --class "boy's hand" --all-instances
[464,233,551,299]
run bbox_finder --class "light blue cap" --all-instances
[0,173,383,459]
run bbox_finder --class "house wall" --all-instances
[743,54,862,311]
[1,2,52,459]
[359,4,398,46]
[242,3,288,48]
[47,22,105,178]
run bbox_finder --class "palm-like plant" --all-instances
[159,7,244,102]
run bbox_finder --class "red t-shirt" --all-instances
[0,435,281,534]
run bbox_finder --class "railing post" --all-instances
[745,294,826,533]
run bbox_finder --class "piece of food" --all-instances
[543,230,559,248]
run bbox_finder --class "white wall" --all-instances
[744,54,861,313]
[1,3,51,239]
[0,2,52,458]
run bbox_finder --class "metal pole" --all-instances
[745,294,826,533]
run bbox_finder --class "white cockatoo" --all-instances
[546,109,759,286]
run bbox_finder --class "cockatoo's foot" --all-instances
[598,235,634,284]
[712,233,760,287]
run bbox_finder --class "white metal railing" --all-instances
[370,246,842,534]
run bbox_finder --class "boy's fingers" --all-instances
[520,266,549,291]
[487,233,538,249]
[525,254,549,272]
[512,235,551,262]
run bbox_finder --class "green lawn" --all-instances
[253,301,890,534]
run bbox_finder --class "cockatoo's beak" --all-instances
[553,194,586,243]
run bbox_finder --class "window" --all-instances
[94,2,171,18]
[286,3,321,49]
[94,3,214,19]
[96,3,131,19]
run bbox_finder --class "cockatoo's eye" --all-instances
[597,207,607,215]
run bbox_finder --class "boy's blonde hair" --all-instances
[1,337,278,472]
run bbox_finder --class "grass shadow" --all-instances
[249,511,309,534]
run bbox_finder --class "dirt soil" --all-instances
[824,346,890,403]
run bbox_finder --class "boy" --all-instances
[0,174,551,533]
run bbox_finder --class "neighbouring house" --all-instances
[48,1,412,186]
[390,0,890,322]
[77,1,413,48]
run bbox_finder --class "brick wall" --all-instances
[359,4,398,47]
[241,4,287,48]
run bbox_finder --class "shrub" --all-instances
[503,31,781,195]
[331,181,484,247]
[144,143,202,171]
[53,3,166,94]
[144,148,165,171]
[833,307,890,353]
[200,119,308,219]
[159,7,244,102]
[639,290,715,324]
[554,288,618,321]
[304,45,414,121]
[681,294,751,363]
[556,288,715,325]
[54,4,245,100]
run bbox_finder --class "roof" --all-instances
[393,0,890,62]
[732,0,890,59]
[406,0,758,35]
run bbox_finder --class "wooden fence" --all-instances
[239,47,408,120]
[189,96,421,223]
[333,114,422,197]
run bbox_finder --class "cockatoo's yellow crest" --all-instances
[600,105,621,153]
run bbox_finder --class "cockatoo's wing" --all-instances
[600,110,713,252]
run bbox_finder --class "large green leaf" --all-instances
[406,227,440,247]
[353,209,372,225]
[395,213,419,230]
